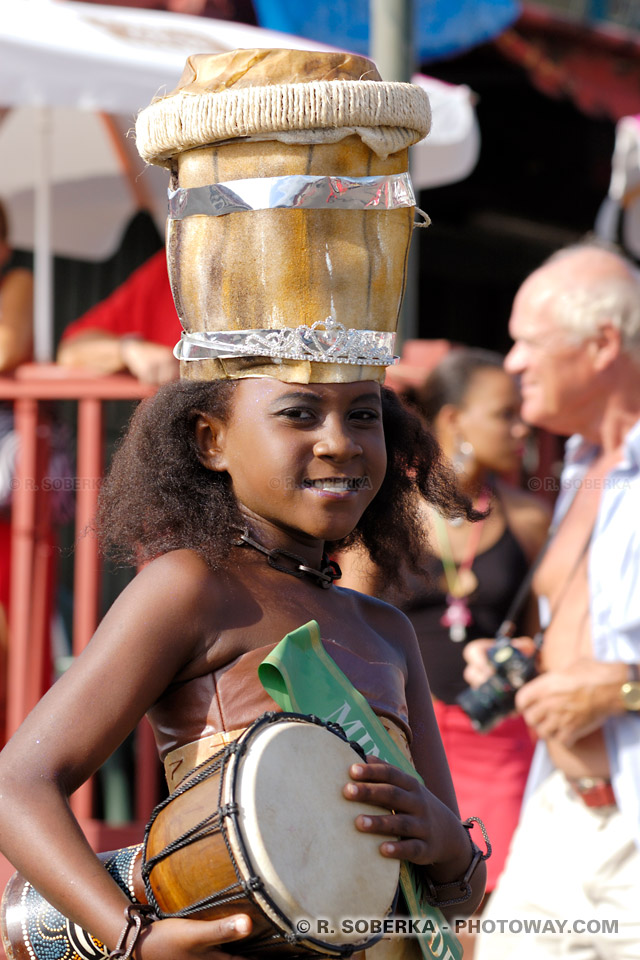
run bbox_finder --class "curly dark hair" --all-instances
[96,379,479,586]
[403,347,505,426]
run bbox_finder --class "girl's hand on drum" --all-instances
[137,914,253,960]
[343,760,469,870]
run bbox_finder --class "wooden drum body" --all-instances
[143,712,400,956]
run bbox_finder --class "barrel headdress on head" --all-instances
[135,48,431,383]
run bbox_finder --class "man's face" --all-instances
[504,269,600,436]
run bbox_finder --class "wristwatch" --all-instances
[621,664,640,711]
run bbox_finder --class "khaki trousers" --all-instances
[474,769,640,960]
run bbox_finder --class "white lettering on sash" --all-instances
[323,702,381,757]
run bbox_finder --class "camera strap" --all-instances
[495,487,595,644]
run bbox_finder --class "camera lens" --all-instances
[456,674,517,733]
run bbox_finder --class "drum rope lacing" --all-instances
[143,736,263,917]
[142,712,367,955]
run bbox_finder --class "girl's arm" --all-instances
[0,268,33,371]
[345,604,487,919]
[0,550,252,960]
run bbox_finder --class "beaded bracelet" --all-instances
[108,904,157,960]
[422,816,492,908]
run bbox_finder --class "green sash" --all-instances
[258,620,463,960]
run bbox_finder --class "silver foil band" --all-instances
[174,318,397,366]
[168,173,415,219]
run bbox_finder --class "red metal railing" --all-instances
[0,363,161,890]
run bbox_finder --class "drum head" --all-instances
[231,720,400,945]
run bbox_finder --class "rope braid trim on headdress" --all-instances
[136,80,431,166]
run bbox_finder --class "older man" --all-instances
[465,242,640,960]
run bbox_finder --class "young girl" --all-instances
[0,49,487,960]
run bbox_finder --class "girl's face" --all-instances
[199,378,387,547]
[454,368,529,475]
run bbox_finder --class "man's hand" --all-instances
[463,637,539,689]
[515,658,629,746]
[463,639,498,688]
[57,331,178,383]
[120,339,179,384]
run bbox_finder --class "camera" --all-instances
[456,640,538,733]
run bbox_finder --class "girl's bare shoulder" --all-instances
[121,548,229,612]
[137,547,222,592]
[92,549,229,667]
[336,583,418,660]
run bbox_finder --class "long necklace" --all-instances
[432,488,491,642]
[235,530,342,589]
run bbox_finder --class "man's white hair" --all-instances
[543,241,640,357]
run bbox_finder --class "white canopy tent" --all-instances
[0,0,480,360]
[595,114,640,262]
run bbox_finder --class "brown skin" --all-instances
[57,330,178,385]
[0,237,33,372]
[439,367,529,480]
[0,379,483,960]
[424,367,550,580]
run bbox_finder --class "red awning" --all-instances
[495,4,640,121]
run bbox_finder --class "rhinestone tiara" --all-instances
[174,317,398,367]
